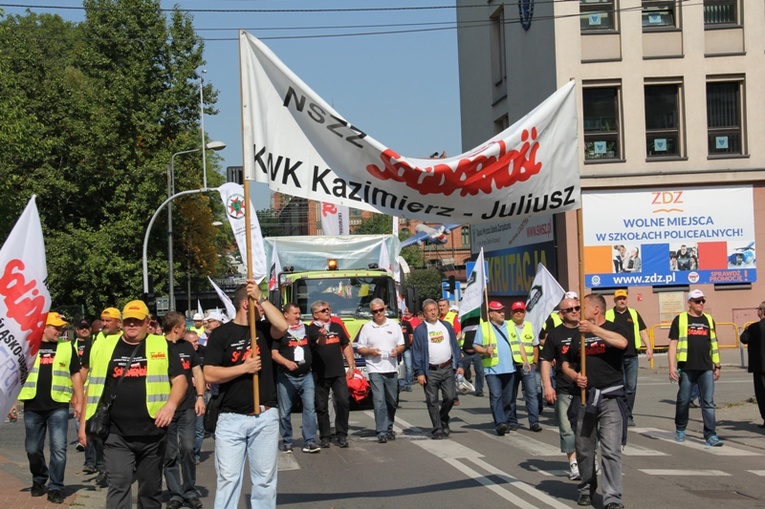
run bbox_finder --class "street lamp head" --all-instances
[206,141,226,152]
[211,221,223,227]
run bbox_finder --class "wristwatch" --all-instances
[257,295,267,304]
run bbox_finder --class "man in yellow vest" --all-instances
[506,301,542,431]
[668,289,723,447]
[473,301,520,435]
[605,289,653,427]
[78,300,187,509]
[19,312,84,504]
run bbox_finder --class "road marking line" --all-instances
[277,454,301,471]
[640,469,730,476]
[480,429,561,456]
[748,470,765,476]
[443,458,543,509]
[622,443,668,456]
[631,427,761,456]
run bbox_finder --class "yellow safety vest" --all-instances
[479,320,500,368]
[675,312,720,365]
[507,321,535,364]
[605,307,641,350]
[19,341,74,403]
[85,334,171,419]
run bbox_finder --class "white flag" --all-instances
[197,300,204,317]
[268,241,282,292]
[378,240,393,275]
[218,182,267,281]
[208,277,236,319]
[525,263,565,336]
[240,31,580,224]
[459,248,486,322]
[320,202,350,236]
[0,197,51,421]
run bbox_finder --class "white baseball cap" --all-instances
[564,291,579,300]
[206,310,226,322]
[192,312,204,321]
[688,289,705,300]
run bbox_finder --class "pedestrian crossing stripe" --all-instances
[630,428,762,456]
[640,469,730,476]
[748,470,765,476]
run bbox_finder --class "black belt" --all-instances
[429,358,453,370]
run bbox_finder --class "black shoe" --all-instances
[605,504,624,509]
[386,431,396,441]
[577,494,592,506]
[82,465,98,474]
[47,490,65,504]
[30,482,46,497]
[377,434,388,443]
[443,425,451,436]
[474,391,484,397]
[337,436,349,448]
[496,423,508,436]
[320,438,331,448]
[432,431,446,440]
[530,423,542,432]
[94,471,108,488]
[166,500,183,509]
[508,424,518,431]
[188,498,204,509]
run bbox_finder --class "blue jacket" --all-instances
[412,319,461,377]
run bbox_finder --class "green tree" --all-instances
[353,212,393,235]
[405,268,443,303]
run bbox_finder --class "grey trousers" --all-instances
[575,397,623,506]
[423,366,456,434]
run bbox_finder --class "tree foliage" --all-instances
[405,268,443,303]
[0,1,224,314]
[353,212,393,235]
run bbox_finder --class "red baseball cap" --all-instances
[488,301,505,311]
[511,301,526,311]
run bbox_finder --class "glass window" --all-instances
[645,83,683,158]
[642,1,677,29]
[704,0,738,26]
[707,80,744,156]
[580,0,616,32]
[583,86,621,160]
[461,227,470,248]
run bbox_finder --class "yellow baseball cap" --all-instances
[122,300,150,321]
[101,307,122,320]
[46,312,69,327]
[614,290,628,298]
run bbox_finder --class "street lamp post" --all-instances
[167,140,226,309]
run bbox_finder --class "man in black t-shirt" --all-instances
[203,281,287,509]
[561,294,628,509]
[162,311,205,509]
[19,312,84,504]
[272,303,320,453]
[78,300,186,509]
[540,296,581,481]
[668,289,723,447]
[307,299,356,449]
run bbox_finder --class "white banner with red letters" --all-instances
[320,202,350,236]
[0,196,51,421]
[239,31,580,224]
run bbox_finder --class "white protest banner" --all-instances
[0,197,51,421]
[459,248,486,322]
[240,32,580,224]
[208,277,236,319]
[320,202,349,236]
[524,263,565,336]
[218,182,267,281]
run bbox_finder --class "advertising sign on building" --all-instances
[583,186,756,288]
[471,215,556,296]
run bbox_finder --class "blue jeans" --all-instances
[24,407,69,491]
[276,371,317,446]
[214,410,279,509]
[369,372,398,435]
[485,373,516,429]
[623,355,639,418]
[164,407,198,503]
[675,369,717,439]
[400,350,413,387]
[460,353,485,393]
[510,367,540,426]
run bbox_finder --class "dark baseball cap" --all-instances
[77,319,91,329]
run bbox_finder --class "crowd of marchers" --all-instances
[10,282,765,509]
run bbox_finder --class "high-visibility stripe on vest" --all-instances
[605,307,641,350]
[19,341,74,403]
[479,320,500,368]
[85,334,170,420]
[550,312,562,328]
[675,312,720,365]
[508,321,535,364]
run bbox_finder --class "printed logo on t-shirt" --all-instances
[584,337,606,356]
[39,352,55,365]
[429,330,445,344]
[112,357,148,378]
[687,323,710,336]
[288,338,308,347]
[324,332,341,345]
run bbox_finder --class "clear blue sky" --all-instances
[6,1,463,208]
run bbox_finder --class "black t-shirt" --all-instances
[399,320,414,351]
[25,341,81,412]
[272,325,312,377]
[307,322,350,379]
[75,337,90,361]
[566,321,626,390]
[541,324,578,395]
[196,344,206,366]
[669,313,715,371]
[539,314,558,341]
[609,308,647,357]
[81,332,121,369]
[169,339,201,412]
[205,320,277,413]
[104,338,184,438]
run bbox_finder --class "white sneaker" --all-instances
[569,462,580,480]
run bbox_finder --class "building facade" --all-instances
[457,0,765,343]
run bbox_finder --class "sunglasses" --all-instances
[691,298,706,304]
[371,308,386,314]
[561,306,581,313]
[316,308,330,313]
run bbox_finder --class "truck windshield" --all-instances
[295,276,397,320]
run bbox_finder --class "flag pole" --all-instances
[577,209,587,405]
[240,31,260,415]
